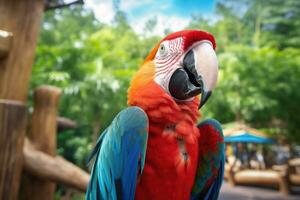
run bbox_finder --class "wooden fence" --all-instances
[0,1,89,199]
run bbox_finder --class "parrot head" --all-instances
[129,30,218,109]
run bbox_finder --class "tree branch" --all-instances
[44,0,84,11]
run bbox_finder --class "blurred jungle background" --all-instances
[27,0,300,199]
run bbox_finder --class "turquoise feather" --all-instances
[86,107,148,200]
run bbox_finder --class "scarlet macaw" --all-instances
[86,30,224,200]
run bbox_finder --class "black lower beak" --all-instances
[168,49,212,109]
[169,68,201,100]
[199,90,212,109]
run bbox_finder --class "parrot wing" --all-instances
[190,119,225,200]
[86,106,149,200]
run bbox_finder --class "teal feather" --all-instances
[86,106,149,200]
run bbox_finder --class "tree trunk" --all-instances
[93,120,101,144]
[253,4,262,48]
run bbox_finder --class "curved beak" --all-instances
[168,41,218,109]
[199,90,212,109]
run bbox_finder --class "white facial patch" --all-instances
[153,38,219,100]
[154,37,184,93]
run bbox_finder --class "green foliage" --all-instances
[193,0,300,143]
[244,0,300,49]
[203,46,300,141]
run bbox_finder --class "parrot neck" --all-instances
[128,61,200,139]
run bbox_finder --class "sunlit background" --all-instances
[85,0,217,35]
[27,0,300,199]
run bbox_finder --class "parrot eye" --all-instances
[158,43,168,57]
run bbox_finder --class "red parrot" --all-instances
[86,30,224,200]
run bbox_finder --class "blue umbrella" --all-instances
[224,133,274,143]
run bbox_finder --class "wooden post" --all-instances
[0,100,27,200]
[228,158,237,186]
[23,86,61,200]
[279,165,290,195]
[228,169,236,186]
[279,175,290,195]
[0,1,44,199]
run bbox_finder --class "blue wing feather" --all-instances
[191,119,225,200]
[86,106,148,200]
[203,155,224,200]
[202,120,225,200]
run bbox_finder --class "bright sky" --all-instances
[85,0,216,35]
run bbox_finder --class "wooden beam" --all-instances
[289,158,300,167]
[233,169,290,195]
[0,30,13,58]
[23,86,61,200]
[0,100,27,200]
[57,116,77,131]
[23,138,89,192]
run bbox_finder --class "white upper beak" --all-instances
[192,41,219,92]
